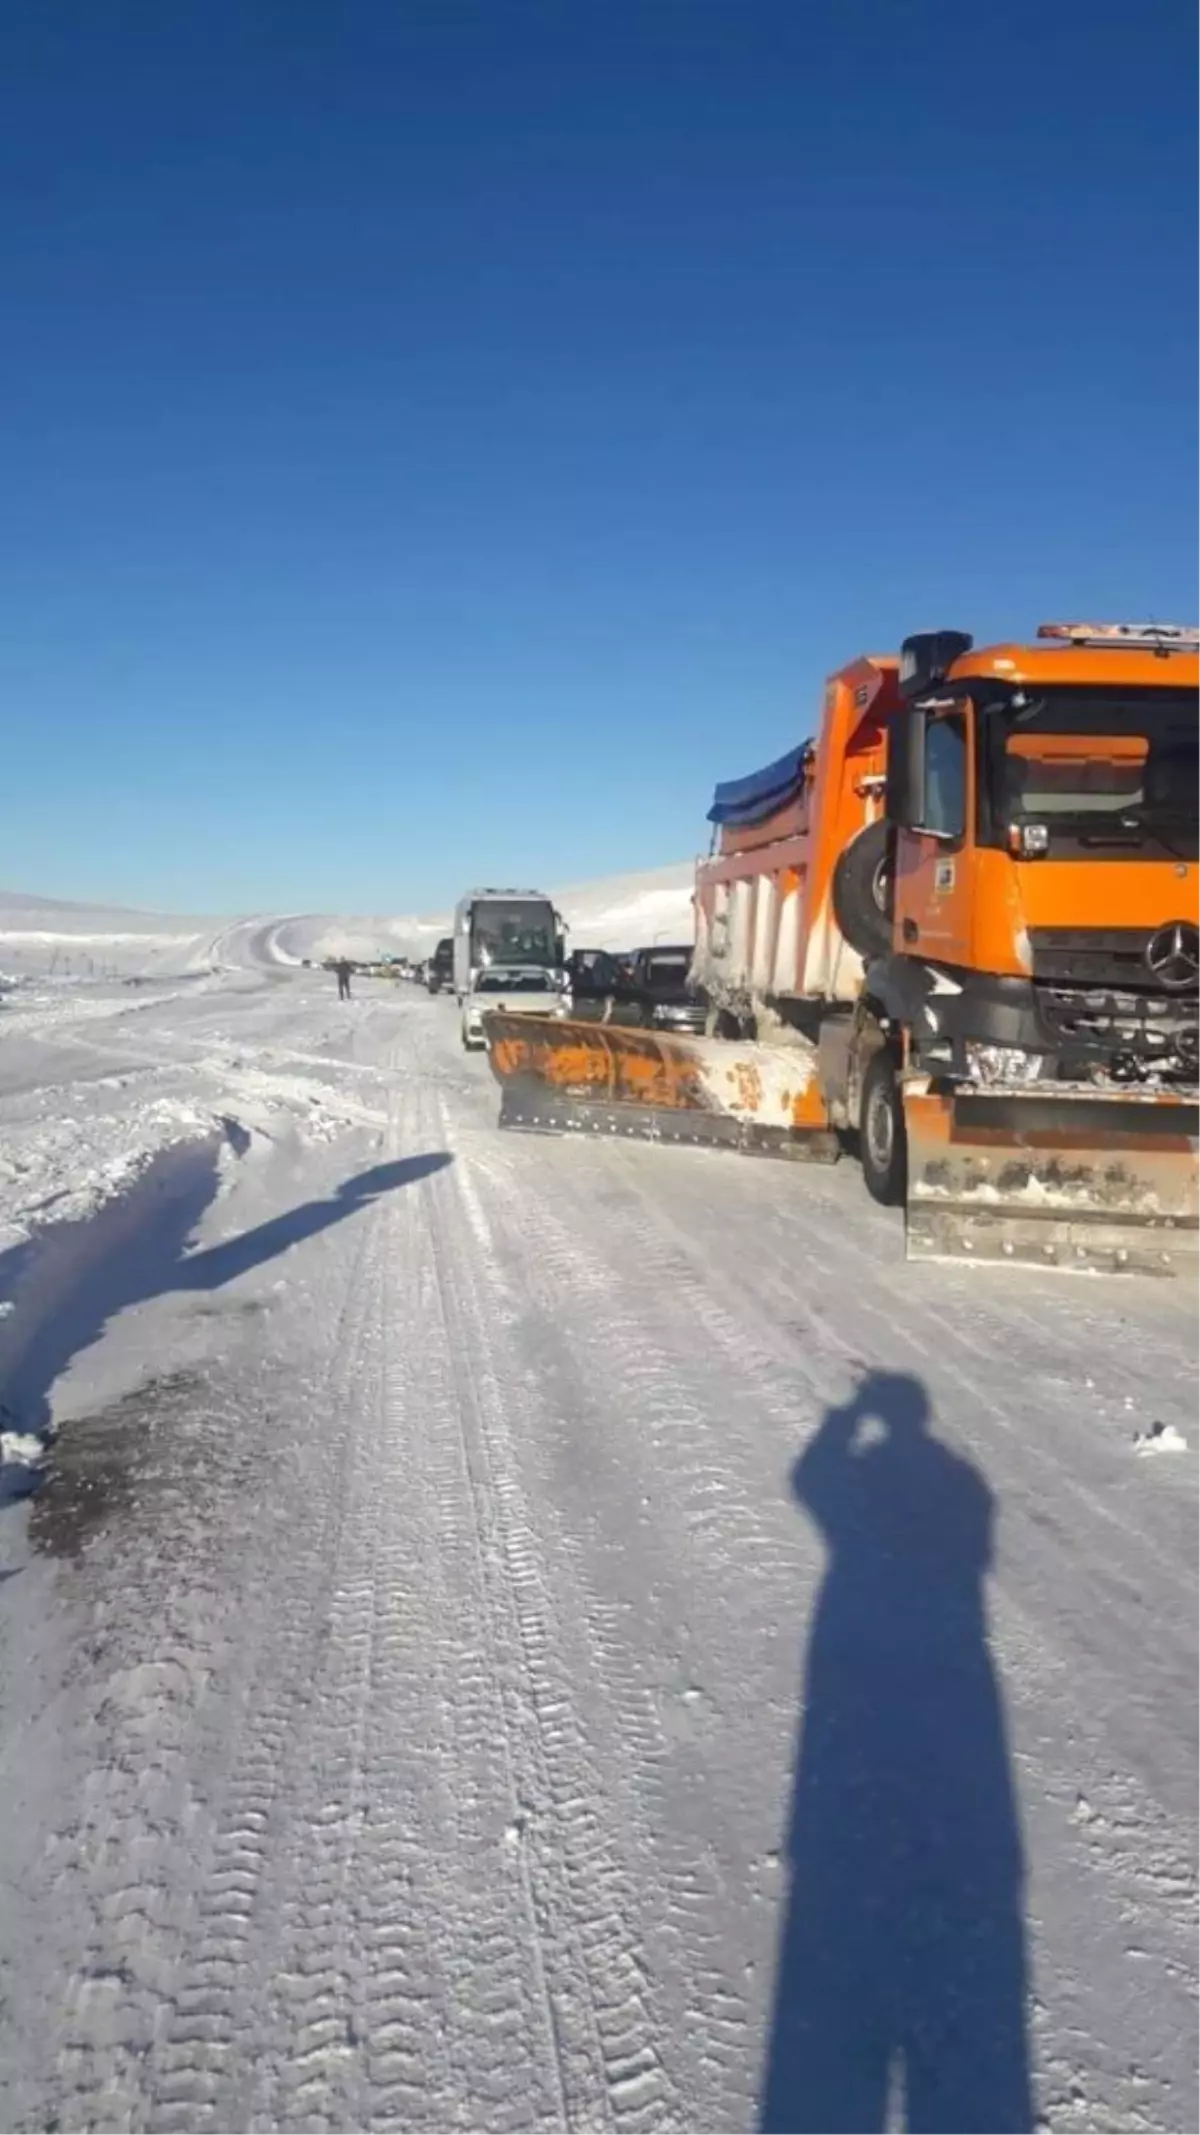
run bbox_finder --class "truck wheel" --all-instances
[860,1048,906,1206]
[832,821,893,960]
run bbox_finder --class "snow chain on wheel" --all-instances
[832,820,893,960]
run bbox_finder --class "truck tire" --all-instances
[859,1047,907,1206]
[832,821,893,960]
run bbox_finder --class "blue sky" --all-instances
[2,0,1195,914]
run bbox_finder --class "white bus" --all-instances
[452,888,567,1050]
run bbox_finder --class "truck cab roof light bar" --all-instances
[1037,621,1200,650]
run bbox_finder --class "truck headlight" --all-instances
[964,1041,1046,1085]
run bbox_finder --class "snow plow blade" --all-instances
[904,1084,1200,1276]
[482,1013,837,1160]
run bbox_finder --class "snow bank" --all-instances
[0,1096,223,1251]
[0,890,220,981]
[556,863,695,949]
[271,861,698,965]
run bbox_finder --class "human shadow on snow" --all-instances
[0,1152,451,1508]
[166,1155,451,1294]
[761,1370,1032,2134]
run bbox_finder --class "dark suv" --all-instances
[626,944,708,1034]
[567,944,706,1034]
[427,938,454,994]
[566,948,635,1020]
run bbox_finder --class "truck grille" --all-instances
[1028,927,1192,991]
[1038,984,1198,1070]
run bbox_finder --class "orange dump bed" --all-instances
[695,656,902,1006]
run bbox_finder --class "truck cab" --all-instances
[877,622,1198,1090]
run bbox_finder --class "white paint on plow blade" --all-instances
[684,1033,818,1125]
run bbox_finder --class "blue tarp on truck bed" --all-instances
[706,743,808,827]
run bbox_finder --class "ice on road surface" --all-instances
[0,932,1195,2134]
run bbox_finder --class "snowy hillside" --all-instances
[0,861,697,981]
[0,890,223,983]
[276,861,697,965]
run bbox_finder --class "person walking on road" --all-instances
[333,958,354,1002]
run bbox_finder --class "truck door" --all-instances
[893,705,974,967]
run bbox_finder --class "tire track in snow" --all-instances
[143,1217,398,2133]
[424,1111,686,2131]
[152,1066,568,2134]
[31,1375,264,2135]
[370,1073,565,2133]
[449,1137,826,2130]
[397,1076,605,2130]
[241,1238,452,2135]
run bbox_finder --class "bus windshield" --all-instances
[470,901,558,968]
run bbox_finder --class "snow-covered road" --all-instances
[0,954,1195,2133]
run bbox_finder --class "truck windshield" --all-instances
[471,901,557,968]
[981,687,1198,858]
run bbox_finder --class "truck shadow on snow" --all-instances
[762,1370,1033,2135]
[0,1149,451,1511]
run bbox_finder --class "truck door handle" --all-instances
[902,918,919,943]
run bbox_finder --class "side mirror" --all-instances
[886,707,928,831]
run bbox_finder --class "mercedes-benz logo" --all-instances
[1145,920,1200,992]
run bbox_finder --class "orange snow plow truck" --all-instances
[484,622,1199,1274]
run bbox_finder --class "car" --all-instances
[627,944,708,1034]
[427,938,454,994]
[461,968,569,1050]
[565,947,640,1022]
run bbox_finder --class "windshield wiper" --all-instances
[1110,807,1187,858]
